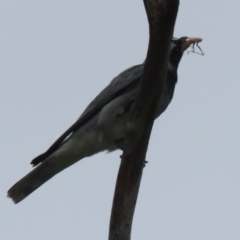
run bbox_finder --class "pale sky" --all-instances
[1,1,240,239]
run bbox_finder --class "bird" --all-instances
[8,36,202,204]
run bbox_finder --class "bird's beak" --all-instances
[181,37,203,52]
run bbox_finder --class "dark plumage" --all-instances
[8,36,202,203]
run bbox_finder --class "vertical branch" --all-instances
[109,1,179,240]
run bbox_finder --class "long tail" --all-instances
[7,160,62,204]
[8,124,104,203]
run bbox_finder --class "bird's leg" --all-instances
[143,160,148,168]
[119,154,148,168]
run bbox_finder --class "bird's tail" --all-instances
[8,127,102,203]
[7,160,63,204]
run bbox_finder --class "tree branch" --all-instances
[109,1,179,239]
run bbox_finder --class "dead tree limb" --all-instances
[109,1,179,239]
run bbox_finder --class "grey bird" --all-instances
[8,36,202,203]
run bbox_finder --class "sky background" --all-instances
[1,1,240,239]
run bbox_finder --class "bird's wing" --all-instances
[31,64,144,166]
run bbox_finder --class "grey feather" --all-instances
[8,37,193,203]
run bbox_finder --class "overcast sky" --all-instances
[1,1,240,239]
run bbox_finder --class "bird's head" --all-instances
[170,37,203,68]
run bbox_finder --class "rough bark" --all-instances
[109,1,179,239]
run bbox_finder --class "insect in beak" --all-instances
[187,42,204,55]
[181,37,204,55]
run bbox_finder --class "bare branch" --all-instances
[109,0,179,239]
